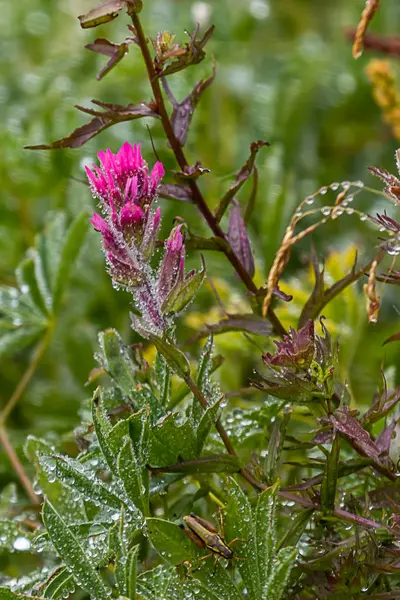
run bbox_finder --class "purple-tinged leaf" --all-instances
[214,140,269,223]
[377,269,400,286]
[273,284,293,302]
[228,199,255,278]
[164,62,215,146]
[85,37,134,80]
[263,320,315,369]
[376,417,398,455]
[25,101,159,150]
[158,183,193,203]
[78,1,128,29]
[182,313,272,345]
[172,162,210,180]
[329,406,381,462]
[361,385,400,426]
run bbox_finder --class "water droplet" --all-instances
[330,182,339,191]
[13,537,31,551]
[305,196,315,205]
[320,207,331,216]
[319,186,328,195]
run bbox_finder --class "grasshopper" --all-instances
[180,511,246,572]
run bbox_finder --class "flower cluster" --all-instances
[86,142,204,336]
[254,319,337,402]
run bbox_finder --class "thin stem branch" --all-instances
[1,330,51,425]
[0,329,51,504]
[130,11,286,337]
[0,426,39,505]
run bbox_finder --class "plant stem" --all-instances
[0,426,39,505]
[130,11,286,337]
[0,330,51,425]
[0,330,51,504]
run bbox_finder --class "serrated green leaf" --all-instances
[320,433,340,514]
[52,211,89,313]
[162,264,205,315]
[149,335,191,378]
[118,436,149,516]
[35,213,67,311]
[99,329,137,398]
[42,501,109,600]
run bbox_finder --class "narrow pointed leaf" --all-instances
[214,140,269,223]
[257,482,279,587]
[149,335,191,378]
[148,454,240,474]
[320,433,340,514]
[42,501,109,600]
[228,199,255,277]
[86,37,133,80]
[92,389,116,473]
[278,508,314,550]
[196,396,223,454]
[16,257,49,317]
[118,437,149,515]
[126,545,140,599]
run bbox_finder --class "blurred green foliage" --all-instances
[2,0,400,547]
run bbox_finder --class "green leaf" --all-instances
[262,547,297,600]
[42,567,75,599]
[148,454,241,474]
[35,213,67,311]
[149,335,191,378]
[150,412,197,464]
[16,256,49,317]
[0,326,45,358]
[320,432,340,514]
[99,329,137,398]
[162,263,205,315]
[92,388,116,473]
[196,396,223,454]
[118,436,149,515]
[154,351,171,408]
[264,410,291,485]
[52,211,89,313]
[42,501,109,600]
[224,477,259,599]
[145,517,199,565]
[24,436,85,521]
[38,454,124,510]
[126,545,140,599]
[278,508,314,550]
[257,483,279,592]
